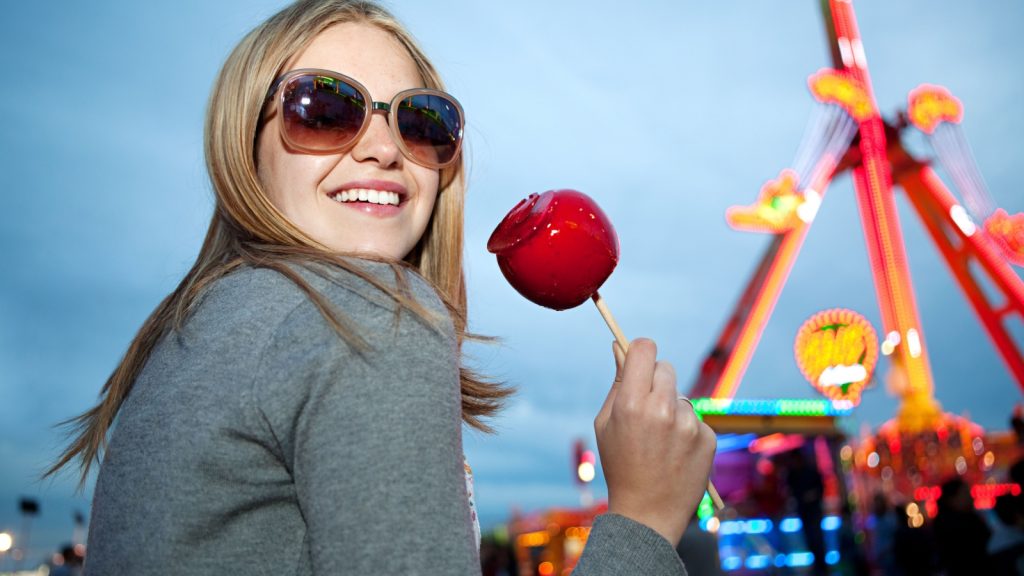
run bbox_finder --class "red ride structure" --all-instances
[690,0,1024,434]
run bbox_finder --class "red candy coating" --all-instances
[487,189,619,310]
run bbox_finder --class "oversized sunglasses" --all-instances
[264,68,464,169]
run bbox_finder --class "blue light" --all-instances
[745,519,773,534]
[779,518,802,533]
[719,521,738,535]
[722,556,743,571]
[774,554,787,567]
[716,433,758,454]
[821,516,841,531]
[746,555,770,569]
[787,552,815,567]
[826,551,840,565]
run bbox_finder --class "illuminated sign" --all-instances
[794,309,878,404]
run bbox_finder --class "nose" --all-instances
[350,109,402,168]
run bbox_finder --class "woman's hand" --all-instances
[593,338,717,546]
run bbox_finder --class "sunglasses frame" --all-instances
[264,68,465,170]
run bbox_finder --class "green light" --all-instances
[697,493,714,520]
[691,398,853,417]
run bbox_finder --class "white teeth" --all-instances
[331,189,402,206]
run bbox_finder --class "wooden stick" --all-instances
[590,290,726,511]
[591,292,630,353]
[706,477,725,511]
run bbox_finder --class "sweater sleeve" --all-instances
[573,514,689,576]
[251,290,479,575]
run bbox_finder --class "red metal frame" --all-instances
[690,0,1024,430]
[894,161,1024,385]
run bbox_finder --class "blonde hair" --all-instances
[49,0,512,487]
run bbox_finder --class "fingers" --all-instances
[596,341,626,431]
[617,338,657,403]
[613,341,625,379]
[651,360,677,406]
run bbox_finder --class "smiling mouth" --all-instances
[328,188,402,206]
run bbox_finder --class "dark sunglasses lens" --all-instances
[281,75,366,150]
[396,94,462,166]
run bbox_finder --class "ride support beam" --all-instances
[830,0,942,431]
[695,156,838,400]
[895,165,1024,390]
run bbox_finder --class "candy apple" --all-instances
[487,190,619,310]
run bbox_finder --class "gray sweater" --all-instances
[85,261,687,575]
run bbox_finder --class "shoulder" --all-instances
[242,261,462,466]
[191,265,312,332]
[192,260,447,335]
[197,259,457,385]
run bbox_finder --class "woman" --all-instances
[48,1,716,573]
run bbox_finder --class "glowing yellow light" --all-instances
[516,531,551,548]
[794,308,878,404]
[955,456,967,475]
[539,561,554,575]
[881,341,894,356]
[910,514,924,528]
[984,451,996,469]
[726,170,806,233]
[840,445,853,461]
[808,69,874,120]
[0,532,12,553]
[907,85,963,133]
[565,526,591,541]
[906,503,919,517]
[706,517,721,533]
[577,461,595,483]
[985,209,1024,265]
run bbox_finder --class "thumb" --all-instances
[596,341,625,430]
[613,340,626,381]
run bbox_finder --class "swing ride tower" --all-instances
[690,0,1024,433]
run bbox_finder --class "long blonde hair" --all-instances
[49,0,512,487]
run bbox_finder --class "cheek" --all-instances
[416,168,441,209]
[255,131,287,207]
[256,131,332,210]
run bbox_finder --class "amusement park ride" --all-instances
[689,0,1024,435]
[507,1,1024,574]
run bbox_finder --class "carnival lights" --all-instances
[690,0,1024,436]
